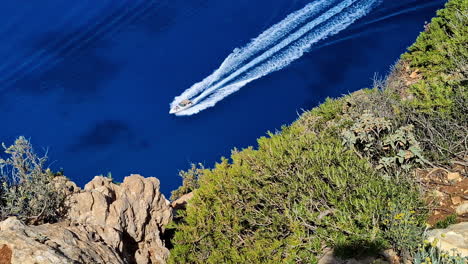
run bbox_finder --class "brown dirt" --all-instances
[385,60,423,100]
[416,161,468,226]
[0,244,12,264]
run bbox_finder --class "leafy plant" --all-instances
[169,126,423,263]
[381,199,426,255]
[341,111,391,158]
[0,136,65,224]
[434,214,457,229]
[400,0,467,113]
[378,125,427,171]
[170,163,204,201]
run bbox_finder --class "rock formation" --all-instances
[0,217,123,264]
[427,222,468,257]
[0,174,173,264]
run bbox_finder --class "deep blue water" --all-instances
[0,0,446,196]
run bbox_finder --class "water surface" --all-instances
[0,0,446,195]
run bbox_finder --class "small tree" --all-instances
[0,136,65,224]
[171,163,204,201]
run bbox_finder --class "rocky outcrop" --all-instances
[427,222,468,257]
[171,192,194,210]
[0,174,173,264]
[0,217,123,264]
[67,174,172,263]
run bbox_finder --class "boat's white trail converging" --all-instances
[170,0,381,116]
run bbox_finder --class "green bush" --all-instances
[401,0,467,113]
[434,214,457,229]
[170,163,204,201]
[0,137,65,224]
[169,1,465,262]
[169,123,424,263]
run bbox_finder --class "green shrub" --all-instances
[341,110,428,176]
[169,124,424,263]
[381,198,426,255]
[0,137,65,224]
[434,214,457,229]
[401,0,467,113]
[170,163,204,201]
[169,1,465,262]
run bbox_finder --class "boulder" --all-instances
[67,174,173,264]
[427,222,468,257]
[0,217,123,264]
[456,202,468,216]
[171,192,194,210]
[0,174,173,264]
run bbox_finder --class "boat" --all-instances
[169,99,193,114]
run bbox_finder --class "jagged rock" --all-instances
[171,192,194,210]
[0,217,123,264]
[427,222,468,257]
[53,175,80,197]
[67,174,173,264]
[0,174,173,264]
[456,202,468,215]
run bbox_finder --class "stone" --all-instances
[427,222,468,257]
[0,217,123,264]
[67,174,173,264]
[0,174,173,264]
[456,202,468,216]
[451,196,462,205]
[381,249,399,264]
[53,176,80,197]
[171,192,194,210]
[447,172,462,181]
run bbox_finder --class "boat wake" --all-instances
[170,0,381,116]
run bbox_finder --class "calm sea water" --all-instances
[0,0,446,195]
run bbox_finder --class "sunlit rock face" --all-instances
[428,222,468,257]
[0,174,173,264]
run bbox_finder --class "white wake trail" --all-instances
[219,0,333,72]
[173,0,381,115]
[171,0,331,110]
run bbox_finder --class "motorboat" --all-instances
[169,99,193,114]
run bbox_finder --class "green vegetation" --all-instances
[170,163,204,201]
[400,0,467,113]
[386,0,467,164]
[434,214,458,229]
[170,130,424,263]
[170,0,467,263]
[0,137,65,224]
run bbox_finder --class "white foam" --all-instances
[172,0,381,115]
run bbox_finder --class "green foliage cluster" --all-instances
[381,201,425,255]
[400,0,467,113]
[170,122,424,263]
[169,0,466,262]
[434,214,457,229]
[0,137,65,224]
[171,163,204,201]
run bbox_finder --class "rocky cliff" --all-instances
[0,174,173,264]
